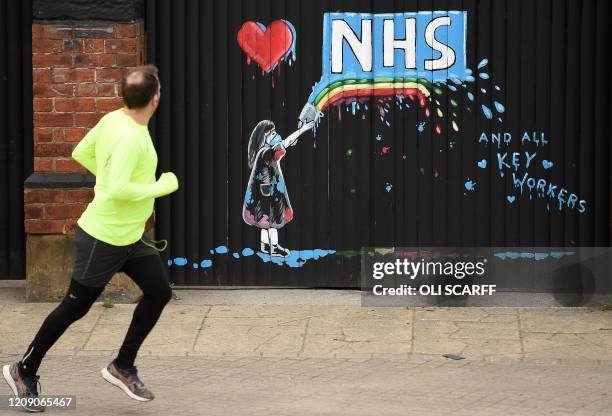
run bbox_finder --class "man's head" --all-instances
[121,65,161,112]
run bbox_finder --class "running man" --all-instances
[3,64,178,411]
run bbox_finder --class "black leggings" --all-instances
[20,255,172,376]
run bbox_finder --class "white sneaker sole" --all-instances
[3,364,45,412]
[101,367,152,402]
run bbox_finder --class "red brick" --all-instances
[45,203,87,219]
[116,54,139,67]
[116,23,140,38]
[97,84,117,97]
[64,127,87,142]
[56,158,87,173]
[52,128,66,141]
[24,188,64,204]
[51,68,76,83]
[63,219,78,235]
[34,128,53,143]
[32,39,64,53]
[75,83,97,97]
[32,25,45,39]
[33,83,74,98]
[105,38,137,54]
[32,69,52,84]
[75,112,103,128]
[35,143,74,157]
[63,39,83,52]
[25,219,65,234]
[25,204,44,219]
[55,97,96,113]
[33,157,54,171]
[97,97,123,112]
[33,98,53,112]
[98,54,117,68]
[34,113,74,128]
[65,188,94,203]
[73,54,99,68]
[96,68,126,83]
[75,68,95,82]
[83,39,104,53]
[32,54,72,69]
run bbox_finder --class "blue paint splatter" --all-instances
[467,92,474,101]
[200,259,212,268]
[242,248,254,256]
[477,58,489,69]
[417,122,426,133]
[256,249,336,268]
[542,160,553,169]
[167,259,172,266]
[479,73,490,79]
[494,251,575,261]
[477,159,487,169]
[215,245,228,254]
[507,195,516,203]
[494,85,501,91]
[494,101,505,113]
[481,105,493,119]
[232,252,240,259]
[193,263,199,269]
[464,179,476,191]
[173,257,188,266]
[385,182,393,192]
[480,87,487,94]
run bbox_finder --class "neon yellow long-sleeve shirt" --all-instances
[72,108,178,246]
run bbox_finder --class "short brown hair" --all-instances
[121,65,160,109]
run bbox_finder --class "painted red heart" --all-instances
[237,20,295,73]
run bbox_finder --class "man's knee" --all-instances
[56,294,95,320]
[145,284,172,305]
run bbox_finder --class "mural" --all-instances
[151,2,610,286]
[242,119,315,257]
[237,20,296,75]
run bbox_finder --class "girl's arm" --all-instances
[281,121,315,148]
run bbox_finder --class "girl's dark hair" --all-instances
[121,65,160,109]
[247,120,275,168]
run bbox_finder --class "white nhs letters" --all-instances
[330,14,458,74]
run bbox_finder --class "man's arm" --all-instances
[107,137,178,202]
[72,125,98,175]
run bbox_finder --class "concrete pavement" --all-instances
[0,288,611,415]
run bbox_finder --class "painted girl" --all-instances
[242,119,314,257]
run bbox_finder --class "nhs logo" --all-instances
[311,11,467,96]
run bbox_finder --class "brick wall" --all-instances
[26,20,145,235]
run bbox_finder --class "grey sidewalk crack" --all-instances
[82,304,106,350]
[298,317,311,354]
[190,306,211,351]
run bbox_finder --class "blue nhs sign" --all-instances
[321,11,467,82]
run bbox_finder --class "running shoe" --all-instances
[101,361,154,402]
[2,362,45,412]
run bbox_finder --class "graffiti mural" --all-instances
[237,20,296,75]
[147,0,612,286]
